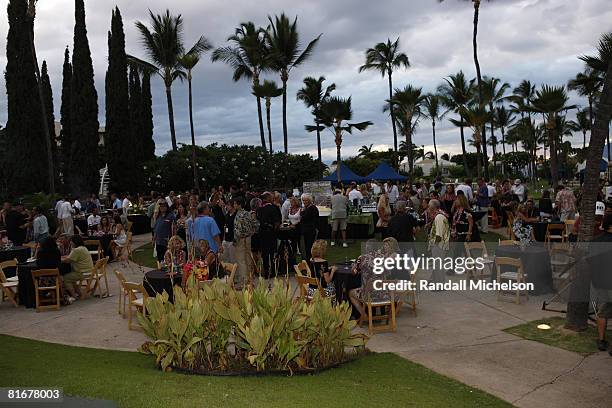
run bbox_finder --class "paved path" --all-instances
[1,234,610,408]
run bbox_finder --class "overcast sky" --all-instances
[0,0,610,163]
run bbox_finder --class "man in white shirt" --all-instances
[511,179,526,203]
[487,181,496,198]
[72,197,82,213]
[56,195,74,236]
[280,193,292,223]
[456,178,474,203]
[87,207,101,231]
[386,181,399,205]
[372,181,381,195]
[348,186,363,203]
[122,195,132,216]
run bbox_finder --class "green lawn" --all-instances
[0,335,509,408]
[504,317,611,356]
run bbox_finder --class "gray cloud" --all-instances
[0,0,610,162]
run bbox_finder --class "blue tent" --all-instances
[365,162,407,181]
[579,158,608,173]
[322,162,366,183]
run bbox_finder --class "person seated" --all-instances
[163,235,186,273]
[36,236,61,269]
[182,239,220,286]
[98,216,112,234]
[61,235,94,303]
[512,205,536,244]
[538,190,554,217]
[86,208,101,234]
[525,199,539,219]
[109,215,127,261]
[307,240,337,302]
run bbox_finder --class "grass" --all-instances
[0,335,510,408]
[504,317,611,356]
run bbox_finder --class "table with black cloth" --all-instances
[143,269,182,302]
[494,245,553,295]
[333,262,361,303]
[472,210,488,223]
[0,246,30,263]
[74,217,88,235]
[128,214,151,235]
[528,221,565,242]
[86,234,114,261]
[16,261,71,309]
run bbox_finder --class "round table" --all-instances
[529,221,565,242]
[332,262,360,303]
[0,246,31,263]
[494,245,553,295]
[74,217,88,235]
[143,269,182,302]
[128,214,151,235]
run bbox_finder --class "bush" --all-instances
[138,279,368,374]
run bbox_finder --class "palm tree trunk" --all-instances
[315,119,323,177]
[567,57,612,332]
[432,119,439,176]
[582,130,586,148]
[281,70,288,154]
[29,28,55,194]
[460,122,471,177]
[548,122,559,188]
[266,98,272,155]
[253,73,266,150]
[473,1,488,179]
[336,127,342,183]
[476,145,482,178]
[388,73,398,154]
[500,126,506,175]
[406,113,413,174]
[165,84,178,151]
[187,75,199,191]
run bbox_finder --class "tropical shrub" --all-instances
[138,279,368,374]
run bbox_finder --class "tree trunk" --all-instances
[566,54,612,331]
[583,130,586,149]
[281,70,288,154]
[253,73,266,150]
[165,84,177,151]
[548,119,559,188]
[315,119,323,177]
[432,119,439,176]
[336,127,342,184]
[501,126,506,175]
[406,113,413,174]
[388,72,398,154]
[266,97,272,155]
[187,75,199,192]
[460,122,470,177]
[29,29,55,194]
[472,1,488,179]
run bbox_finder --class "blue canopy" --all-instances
[322,162,366,183]
[579,158,608,173]
[366,162,407,181]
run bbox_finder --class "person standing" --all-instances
[428,199,450,284]
[511,179,527,203]
[300,193,319,265]
[475,178,490,233]
[456,178,474,203]
[31,206,49,244]
[256,192,282,278]
[5,203,28,245]
[56,195,74,236]
[191,202,223,256]
[387,201,417,243]
[386,181,399,209]
[555,184,576,221]
[153,200,176,263]
[330,189,348,247]
[232,197,258,288]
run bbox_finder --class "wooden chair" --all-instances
[125,232,134,259]
[220,262,238,289]
[550,243,573,282]
[23,242,38,258]
[563,219,575,241]
[122,281,149,330]
[126,221,134,233]
[293,260,312,277]
[31,269,61,312]
[84,240,103,262]
[395,269,418,317]
[295,275,324,302]
[87,257,110,298]
[498,239,518,247]
[0,261,19,307]
[0,259,19,282]
[464,241,493,279]
[359,280,397,334]
[545,223,566,247]
[488,207,501,228]
[495,257,528,304]
[113,270,138,316]
[506,211,515,239]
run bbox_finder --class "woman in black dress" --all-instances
[307,240,337,303]
[452,195,480,245]
[299,193,319,263]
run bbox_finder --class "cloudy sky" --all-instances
[0,0,610,163]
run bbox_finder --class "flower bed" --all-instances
[138,279,368,375]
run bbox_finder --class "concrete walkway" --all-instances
[1,234,610,408]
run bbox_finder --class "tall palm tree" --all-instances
[385,85,426,174]
[494,106,514,155]
[358,144,373,156]
[252,80,283,154]
[266,13,321,154]
[510,80,536,118]
[438,71,474,175]
[358,38,410,153]
[178,37,212,191]
[136,10,188,151]
[297,76,335,171]
[211,22,269,149]
[423,94,447,175]
[568,69,605,159]
[481,76,510,177]
[529,85,576,187]
[318,96,372,182]
[461,104,491,178]
[575,109,591,148]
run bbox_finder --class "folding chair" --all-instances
[0,259,19,282]
[32,269,61,312]
[545,223,566,248]
[358,280,397,334]
[84,240,103,262]
[87,257,110,298]
[0,261,19,307]
[122,282,149,330]
[293,260,312,277]
[295,275,324,302]
[495,257,528,304]
[563,220,575,241]
[498,239,518,247]
[113,269,138,316]
[464,241,493,279]
[488,207,501,228]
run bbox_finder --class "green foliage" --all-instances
[450,153,479,170]
[143,144,321,191]
[447,164,466,179]
[141,72,156,161]
[500,151,531,169]
[139,279,367,373]
[60,47,72,185]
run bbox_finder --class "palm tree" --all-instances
[358,38,410,153]
[529,86,576,187]
[461,104,491,177]
[423,94,447,175]
[568,69,605,159]
[211,22,269,149]
[494,106,514,155]
[575,109,591,148]
[510,80,536,118]
[252,80,283,154]
[358,144,373,157]
[178,37,212,191]
[438,71,474,175]
[385,85,426,174]
[318,96,372,182]
[266,13,321,154]
[297,76,335,171]
[481,76,510,177]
